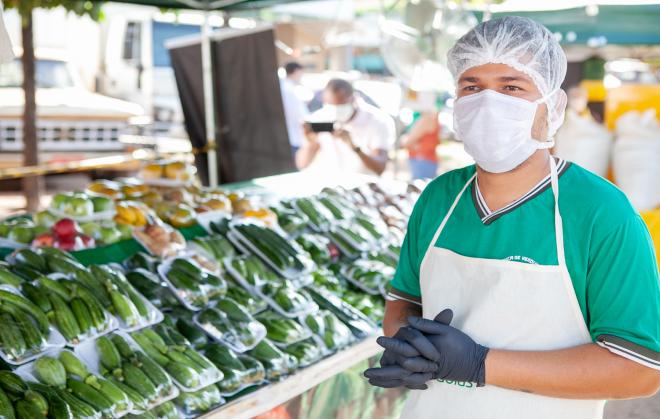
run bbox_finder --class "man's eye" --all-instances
[462,85,479,92]
[504,85,523,92]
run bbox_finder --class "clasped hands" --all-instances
[364,309,489,390]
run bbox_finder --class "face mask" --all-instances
[453,89,555,173]
[326,103,356,123]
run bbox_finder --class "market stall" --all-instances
[0,157,423,418]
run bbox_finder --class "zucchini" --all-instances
[175,317,207,348]
[71,286,107,331]
[13,248,47,273]
[20,282,51,313]
[42,392,72,419]
[0,371,28,396]
[0,387,15,419]
[65,379,113,413]
[164,362,200,389]
[88,378,131,413]
[54,388,99,419]
[133,352,172,394]
[109,289,140,327]
[34,357,66,388]
[48,293,81,343]
[70,298,93,334]
[35,277,70,301]
[74,268,111,308]
[121,363,158,400]
[108,379,147,411]
[0,267,24,288]
[96,336,122,371]
[15,399,44,419]
[59,350,90,380]
[24,390,48,416]
[0,290,50,334]
[0,313,26,361]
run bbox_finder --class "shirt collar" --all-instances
[471,158,571,225]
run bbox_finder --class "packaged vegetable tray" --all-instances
[340,259,395,296]
[259,281,318,318]
[74,332,180,413]
[174,384,225,418]
[0,285,66,365]
[157,256,228,311]
[229,221,316,281]
[202,343,266,397]
[255,310,312,348]
[194,298,267,353]
[16,348,136,418]
[302,310,354,352]
[306,287,378,339]
[248,339,295,382]
[281,337,324,368]
[130,325,223,392]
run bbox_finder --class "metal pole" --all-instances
[202,9,219,187]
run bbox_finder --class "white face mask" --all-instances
[326,103,356,123]
[453,89,555,173]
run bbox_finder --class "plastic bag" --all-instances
[613,110,660,211]
[554,110,613,177]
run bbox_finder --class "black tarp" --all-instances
[169,27,295,185]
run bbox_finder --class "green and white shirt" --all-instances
[389,159,660,369]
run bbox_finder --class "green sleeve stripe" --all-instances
[597,335,660,370]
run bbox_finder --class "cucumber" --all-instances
[0,290,50,334]
[0,371,28,396]
[75,268,111,308]
[70,298,93,334]
[130,333,169,366]
[170,258,203,277]
[11,308,46,352]
[48,293,81,343]
[134,352,172,394]
[121,363,158,400]
[72,286,107,331]
[126,288,150,319]
[164,362,200,389]
[15,399,44,419]
[0,313,26,361]
[24,390,48,416]
[54,388,99,419]
[34,357,66,388]
[59,350,90,380]
[138,329,169,353]
[108,334,135,360]
[109,290,140,327]
[153,402,178,419]
[88,378,131,413]
[183,348,217,373]
[66,379,113,413]
[175,317,207,348]
[13,249,47,273]
[44,256,84,275]
[35,277,70,301]
[20,282,51,313]
[216,298,253,323]
[10,265,43,282]
[0,267,24,287]
[97,336,122,371]
[108,379,147,411]
[0,387,15,419]
[43,392,72,419]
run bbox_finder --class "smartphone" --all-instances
[308,122,335,133]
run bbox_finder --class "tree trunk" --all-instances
[21,9,42,212]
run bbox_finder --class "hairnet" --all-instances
[447,16,568,138]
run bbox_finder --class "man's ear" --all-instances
[547,89,568,139]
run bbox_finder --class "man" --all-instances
[364,16,659,419]
[280,61,308,156]
[401,92,441,179]
[296,79,394,175]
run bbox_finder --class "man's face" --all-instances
[323,89,352,106]
[457,63,548,141]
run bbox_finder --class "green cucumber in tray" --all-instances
[306,287,377,338]
[248,339,291,381]
[294,197,333,230]
[282,338,323,368]
[255,311,310,346]
[226,256,281,288]
[223,281,268,314]
[232,223,310,273]
[261,282,317,317]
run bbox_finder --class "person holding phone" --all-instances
[296,79,395,176]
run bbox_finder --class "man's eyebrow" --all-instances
[458,76,479,83]
[498,76,531,83]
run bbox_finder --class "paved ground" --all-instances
[605,394,660,419]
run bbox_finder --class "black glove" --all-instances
[405,310,489,387]
[364,326,438,390]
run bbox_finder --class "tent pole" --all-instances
[202,8,219,187]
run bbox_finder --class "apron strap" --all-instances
[428,173,476,251]
[549,156,567,268]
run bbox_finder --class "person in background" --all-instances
[401,107,441,180]
[566,85,600,122]
[296,79,395,176]
[280,61,308,157]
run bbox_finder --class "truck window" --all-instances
[0,59,75,88]
[123,21,142,61]
[152,21,200,68]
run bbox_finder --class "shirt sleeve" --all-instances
[388,189,428,305]
[587,215,660,370]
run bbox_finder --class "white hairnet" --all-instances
[447,16,568,138]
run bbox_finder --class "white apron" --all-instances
[401,158,605,419]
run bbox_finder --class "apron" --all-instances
[401,157,605,419]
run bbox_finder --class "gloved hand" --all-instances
[401,309,490,387]
[363,310,453,390]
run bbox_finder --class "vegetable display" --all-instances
[0,170,425,418]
